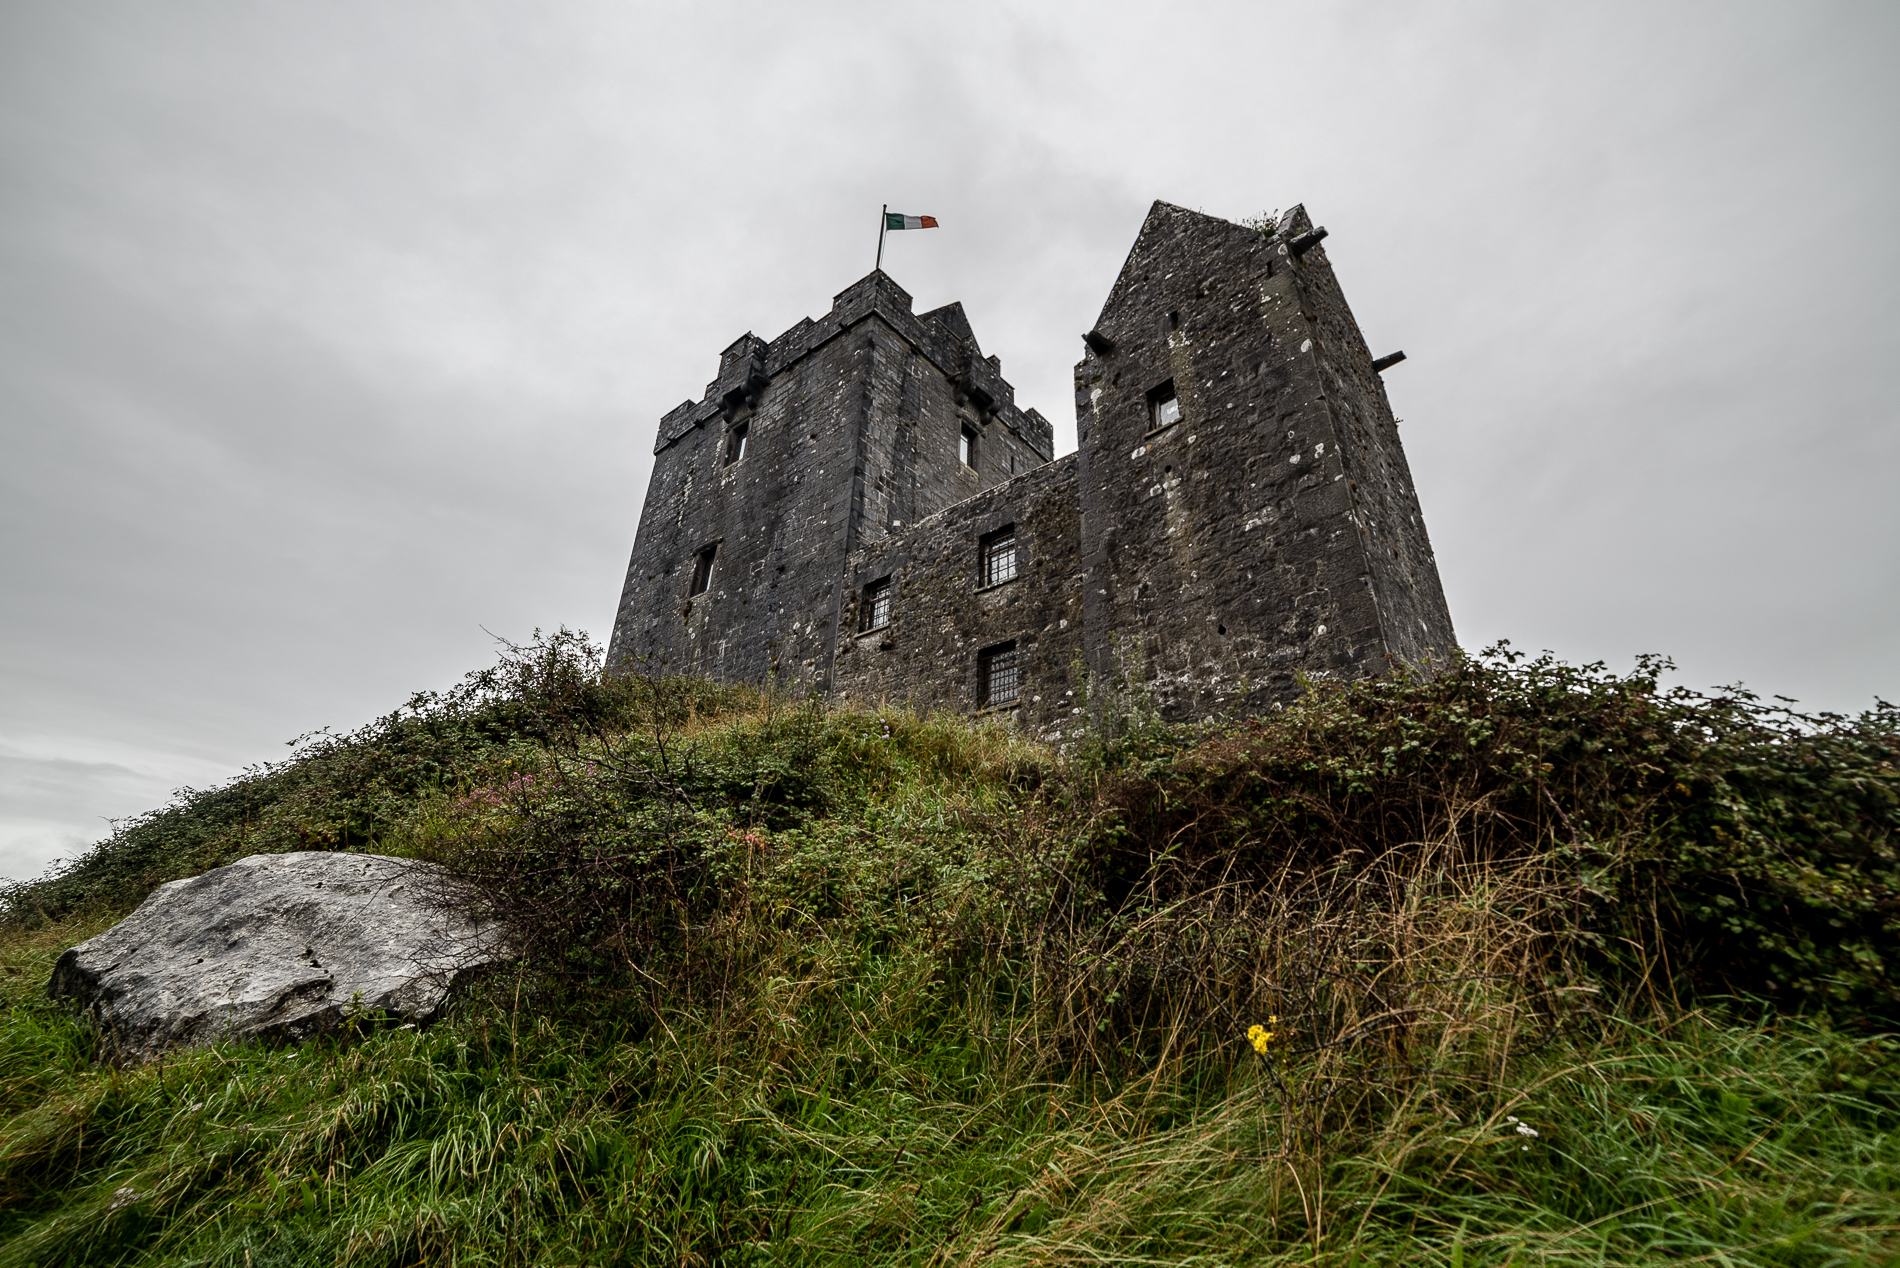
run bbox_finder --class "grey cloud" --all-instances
[0,746,191,882]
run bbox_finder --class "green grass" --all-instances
[1,637,1895,1265]
[3,930,1894,1265]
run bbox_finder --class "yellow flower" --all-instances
[1247,1023,1274,1055]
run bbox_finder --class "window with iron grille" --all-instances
[689,544,717,596]
[861,577,893,631]
[980,642,1021,707]
[981,526,1018,587]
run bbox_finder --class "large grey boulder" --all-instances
[49,852,506,1057]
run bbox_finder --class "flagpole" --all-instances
[876,203,887,273]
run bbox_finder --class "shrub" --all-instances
[0,629,756,927]
[1080,645,1900,1026]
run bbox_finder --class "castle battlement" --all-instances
[651,270,1052,462]
[607,201,1454,737]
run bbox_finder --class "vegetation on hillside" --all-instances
[1,634,1895,1266]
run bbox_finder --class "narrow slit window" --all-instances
[1148,380,1181,431]
[959,424,978,469]
[980,643,1021,707]
[725,420,749,466]
[981,527,1018,587]
[861,577,893,631]
[689,544,717,596]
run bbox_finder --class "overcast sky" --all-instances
[3,1,1895,882]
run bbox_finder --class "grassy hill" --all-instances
[2,633,1896,1266]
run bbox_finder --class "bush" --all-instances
[1081,645,1900,1026]
[0,629,756,927]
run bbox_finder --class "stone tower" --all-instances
[1063,200,1455,719]
[605,271,1053,687]
[608,202,1455,737]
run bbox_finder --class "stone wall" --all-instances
[1068,202,1455,720]
[1281,219,1456,670]
[833,453,1084,739]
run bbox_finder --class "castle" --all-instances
[605,202,1455,739]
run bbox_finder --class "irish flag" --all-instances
[885,212,938,230]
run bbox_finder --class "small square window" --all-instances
[959,424,978,469]
[1148,380,1181,431]
[980,642,1021,707]
[861,577,893,631]
[981,526,1018,587]
[725,420,749,466]
[689,544,717,596]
